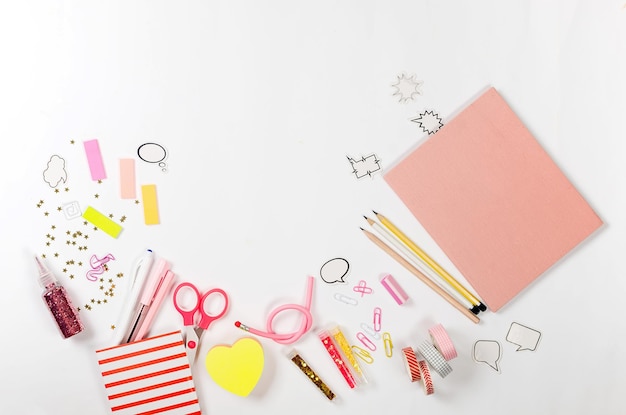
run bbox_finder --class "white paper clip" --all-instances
[360,323,381,340]
[334,293,358,305]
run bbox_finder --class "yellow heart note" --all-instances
[205,337,265,397]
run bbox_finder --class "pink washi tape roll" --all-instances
[428,323,458,361]
[379,274,409,305]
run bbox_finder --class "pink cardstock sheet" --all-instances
[384,87,603,311]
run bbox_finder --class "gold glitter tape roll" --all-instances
[288,350,336,401]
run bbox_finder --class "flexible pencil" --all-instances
[361,228,479,324]
[373,211,485,311]
[364,216,477,313]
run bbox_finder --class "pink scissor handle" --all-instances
[173,282,201,325]
[197,288,229,330]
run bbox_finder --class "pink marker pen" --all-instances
[35,256,84,339]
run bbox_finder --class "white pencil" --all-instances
[364,216,476,313]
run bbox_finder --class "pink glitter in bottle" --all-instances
[35,256,84,339]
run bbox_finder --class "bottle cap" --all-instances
[35,256,57,287]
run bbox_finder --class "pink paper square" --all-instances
[384,87,603,311]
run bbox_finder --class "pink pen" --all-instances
[133,270,176,341]
[125,258,170,343]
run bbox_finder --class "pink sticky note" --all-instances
[384,87,603,311]
[84,139,107,181]
[119,158,136,199]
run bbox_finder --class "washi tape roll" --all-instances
[428,323,457,361]
[417,360,435,395]
[417,341,453,378]
[401,347,421,382]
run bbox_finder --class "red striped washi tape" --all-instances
[428,323,457,361]
[401,347,421,382]
[417,341,453,378]
[417,360,435,395]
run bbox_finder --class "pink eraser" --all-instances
[380,274,409,305]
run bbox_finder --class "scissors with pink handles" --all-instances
[173,282,229,362]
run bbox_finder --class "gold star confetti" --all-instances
[57,206,62,211]
[64,187,69,192]
[120,216,127,222]
[109,213,114,218]
[135,200,140,204]
[117,273,123,278]
[51,225,56,230]
[44,211,49,216]
[111,325,115,330]
[98,180,102,184]
[94,193,99,198]
[54,189,59,193]
[70,140,75,144]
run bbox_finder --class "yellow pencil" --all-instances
[361,228,479,324]
[373,211,486,311]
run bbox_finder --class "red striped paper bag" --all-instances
[95,331,202,414]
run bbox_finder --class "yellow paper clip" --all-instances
[383,332,393,358]
[351,345,374,364]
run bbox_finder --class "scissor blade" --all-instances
[194,327,204,340]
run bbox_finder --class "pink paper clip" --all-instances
[357,332,376,351]
[373,307,382,332]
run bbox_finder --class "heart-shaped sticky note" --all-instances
[205,337,264,397]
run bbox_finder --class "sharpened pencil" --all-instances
[373,211,485,311]
[363,215,478,314]
[361,227,480,324]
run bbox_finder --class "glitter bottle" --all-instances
[35,256,84,339]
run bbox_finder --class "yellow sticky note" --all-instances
[141,184,160,225]
[205,337,264,397]
[82,206,123,238]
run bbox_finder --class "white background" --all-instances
[1,1,625,414]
